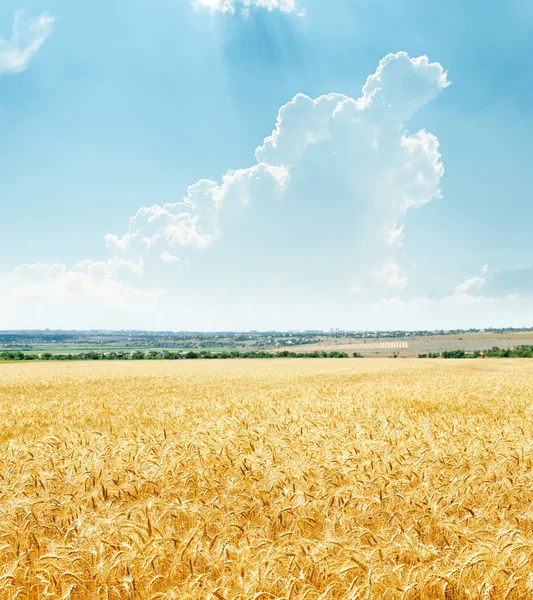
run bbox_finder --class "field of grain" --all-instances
[2,359,533,599]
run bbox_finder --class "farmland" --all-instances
[4,330,533,359]
[2,359,533,599]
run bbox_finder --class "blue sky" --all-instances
[1,0,533,330]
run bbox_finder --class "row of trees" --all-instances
[419,346,533,359]
[5,346,532,362]
[484,346,533,358]
[0,349,351,362]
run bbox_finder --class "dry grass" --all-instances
[1,359,533,599]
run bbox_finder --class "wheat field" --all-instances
[1,359,533,599]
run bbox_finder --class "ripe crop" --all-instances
[1,359,533,599]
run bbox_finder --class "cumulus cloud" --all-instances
[361,53,450,121]
[105,164,289,263]
[0,11,54,74]
[194,0,304,16]
[106,52,448,292]
[0,261,164,330]
[449,264,533,300]
[454,275,487,296]
[1,259,144,289]
[368,264,533,331]
[2,52,454,329]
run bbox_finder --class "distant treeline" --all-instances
[4,346,533,362]
[0,350,352,362]
[419,346,533,359]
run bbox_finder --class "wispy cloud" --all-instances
[0,11,55,74]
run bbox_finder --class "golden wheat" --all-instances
[1,359,533,599]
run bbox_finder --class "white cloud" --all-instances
[361,52,450,121]
[446,264,533,305]
[2,259,144,288]
[387,225,405,249]
[452,265,498,297]
[72,258,144,279]
[374,262,408,290]
[160,251,187,265]
[370,292,533,331]
[0,261,164,330]
[0,11,54,74]
[194,0,305,16]
[106,52,448,294]
[368,264,533,330]
[105,164,289,263]
[454,275,486,296]
[473,266,533,298]
[10,262,66,283]
[2,52,455,329]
